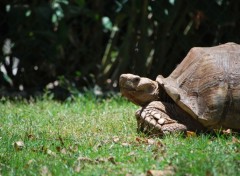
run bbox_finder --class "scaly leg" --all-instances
[135,101,201,136]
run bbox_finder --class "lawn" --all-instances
[0,95,239,175]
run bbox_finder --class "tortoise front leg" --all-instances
[135,101,187,136]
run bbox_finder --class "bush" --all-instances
[0,0,240,97]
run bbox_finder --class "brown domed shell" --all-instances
[156,43,240,130]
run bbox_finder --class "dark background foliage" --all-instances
[0,0,240,98]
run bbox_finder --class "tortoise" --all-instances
[119,42,240,136]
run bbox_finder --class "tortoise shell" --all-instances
[156,42,240,129]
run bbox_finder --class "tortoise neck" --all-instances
[158,84,175,104]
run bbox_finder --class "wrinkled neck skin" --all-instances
[120,82,159,107]
[121,81,175,107]
[123,86,159,107]
[119,74,164,107]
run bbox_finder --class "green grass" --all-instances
[0,95,239,175]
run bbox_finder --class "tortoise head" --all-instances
[119,74,159,106]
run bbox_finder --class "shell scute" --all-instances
[158,43,240,129]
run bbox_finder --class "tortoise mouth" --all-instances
[120,90,145,106]
[120,86,136,91]
[120,82,159,94]
[121,86,150,93]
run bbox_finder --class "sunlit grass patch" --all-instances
[0,96,239,175]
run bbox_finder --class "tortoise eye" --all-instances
[133,77,140,82]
